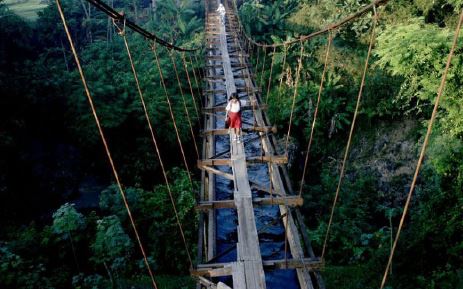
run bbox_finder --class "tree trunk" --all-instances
[60,39,69,72]
[133,0,138,20]
[389,213,393,275]
[107,0,114,45]
[103,261,115,289]
[79,0,93,42]
[68,231,80,272]
[88,2,93,43]
[151,0,157,12]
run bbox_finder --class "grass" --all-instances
[3,0,48,21]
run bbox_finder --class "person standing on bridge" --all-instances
[217,3,226,24]
[226,93,243,143]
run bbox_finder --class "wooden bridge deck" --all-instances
[195,1,324,288]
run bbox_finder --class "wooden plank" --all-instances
[201,126,276,136]
[206,75,226,80]
[204,87,261,95]
[232,262,246,289]
[198,155,288,167]
[193,257,323,276]
[202,104,267,113]
[198,276,217,289]
[199,3,324,289]
[205,31,217,261]
[195,196,303,210]
[229,17,320,288]
[199,165,234,180]
[218,8,267,287]
[206,63,248,69]
[218,282,232,289]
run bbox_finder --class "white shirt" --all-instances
[217,4,225,16]
[226,99,246,113]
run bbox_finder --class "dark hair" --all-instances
[228,93,241,108]
[229,92,238,100]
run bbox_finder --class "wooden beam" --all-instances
[206,63,248,69]
[198,155,288,167]
[200,126,276,136]
[206,75,226,80]
[198,165,234,180]
[192,258,323,277]
[204,87,261,95]
[196,196,303,210]
[202,104,267,113]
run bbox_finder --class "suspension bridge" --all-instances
[54,0,463,288]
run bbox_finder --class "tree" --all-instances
[52,203,86,271]
[375,17,463,136]
[91,215,133,287]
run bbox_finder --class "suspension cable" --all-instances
[232,0,388,48]
[55,1,159,288]
[321,6,379,260]
[84,0,199,51]
[168,50,200,160]
[379,9,463,289]
[181,52,201,124]
[298,32,333,198]
[151,43,194,188]
[115,24,194,269]
[285,41,305,153]
[265,46,277,104]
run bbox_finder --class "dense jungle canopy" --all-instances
[0,0,462,288]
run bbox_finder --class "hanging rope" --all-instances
[379,9,463,289]
[231,22,258,127]
[188,53,203,107]
[246,37,252,56]
[168,50,200,160]
[298,32,333,198]
[254,46,261,80]
[114,23,194,269]
[181,52,201,123]
[151,43,194,188]
[321,6,379,260]
[259,46,267,90]
[265,46,277,104]
[285,41,305,153]
[277,43,288,103]
[194,53,204,82]
[55,2,159,288]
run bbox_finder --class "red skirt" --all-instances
[228,111,242,128]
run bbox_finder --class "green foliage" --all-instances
[239,0,298,42]
[154,0,203,43]
[0,243,55,289]
[52,203,86,237]
[99,168,198,272]
[247,0,463,288]
[0,0,203,287]
[1,0,462,287]
[375,18,463,136]
[72,274,109,289]
[92,215,133,271]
